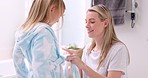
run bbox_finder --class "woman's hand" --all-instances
[62,48,85,69]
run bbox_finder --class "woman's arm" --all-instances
[64,49,104,78]
[64,49,122,78]
[107,71,122,78]
[81,62,105,78]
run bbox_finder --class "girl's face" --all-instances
[85,11,107,39]
[49,5,64,25]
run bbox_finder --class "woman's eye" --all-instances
[90,21,95,24]
[85,21,87,23]
[85,19,87,23]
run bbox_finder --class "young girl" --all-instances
[13,0,65,78]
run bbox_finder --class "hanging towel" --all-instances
[93,0,126,25]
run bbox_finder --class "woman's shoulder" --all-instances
[111,42,127,50]
[109,42,129,56]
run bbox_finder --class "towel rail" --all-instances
[126,0,138,28]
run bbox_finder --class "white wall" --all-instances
[115,0,148,78]
[0,0,25,60]
[61,0,86,47]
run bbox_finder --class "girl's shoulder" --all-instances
[31,22,52,33]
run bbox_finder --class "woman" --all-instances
[13,0,65,78]
[64,4,130,78]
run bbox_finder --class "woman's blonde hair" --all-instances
[21,0,65,32]
[87,4,122,69]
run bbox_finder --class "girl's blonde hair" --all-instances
[87,4,122,69]
[22,0,65,32]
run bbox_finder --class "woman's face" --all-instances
[85,11,107,39]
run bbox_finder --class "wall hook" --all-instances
[131,20,135,28]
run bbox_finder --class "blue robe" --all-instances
[13,22,64,78]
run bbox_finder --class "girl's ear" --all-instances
[50,5,56,12]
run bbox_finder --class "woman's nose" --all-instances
[85,23,90,28]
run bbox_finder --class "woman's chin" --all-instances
[88,35,93,38]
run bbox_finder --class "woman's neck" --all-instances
[93,36,104,52]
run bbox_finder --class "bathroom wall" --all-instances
[61,0,86,47]
[114,0,148,78]
[0,0,25,77]
[0,0,25,60]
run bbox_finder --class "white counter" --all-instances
[0,59,16,78]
